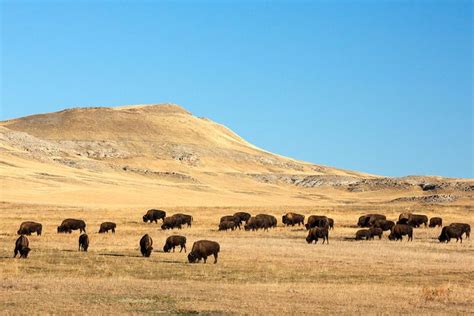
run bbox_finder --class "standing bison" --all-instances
[449,223,470,239]
[188,240,220,264]
[98,222,116,233]
[219,221,236,231]
[163,235,187,253]
[357,214,386,227]
[78,234,89,251]
[140,234,153,257]
[407,214,428,228]
[143,209,166,223]
[388,224,413,241]
[17,221,42,236]
[369,227,383,240]
[244,217,271,231]
[14,235,31,258]
[174,214,193,227]
[220,215,241,229]
[233,212,251,224]
[256,214,277,228]
[282,213,305,226]
[438,226,464,243]
[57,219,86,234]
[355,229,371,240]
[305,215,329,230]
[429,217,443,228]
[372,219,395,231]
[306,227,329,244]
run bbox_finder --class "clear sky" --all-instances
[1,1,472,178]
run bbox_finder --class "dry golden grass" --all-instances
[1,202,473,314]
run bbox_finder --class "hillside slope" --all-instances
[0,104,472,207]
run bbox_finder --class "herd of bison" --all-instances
[11,209,471,264]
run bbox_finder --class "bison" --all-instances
[57,219,86,234]
[372,219,395,231]
[174,214,193,227]
[188,240,220,264]
[306,227,329,244]
[78,234,89,251]
[160,214,189,230]
[369,227,383,240]
[357,214,386,227]
[140,234,153,257]
[449,223,471,239]
[429,217,443,228]
[282,212,305,226]
[163,235,186,253]
[388,224,413,241]
[233,211,251,224]
[327,218,335,230]
[220,215,241,229]
[14,235,30,258]
[355,229,371,240]
[438,226,464,243]
[256,214,277,228]
[17,221,42,236]
[98,222,116,233]
[305,215,329,230]
[244,217,270,231]
[143,209,166,223]
[407,214,428,228]
[219,220,236,231]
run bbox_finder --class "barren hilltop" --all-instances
[0,103,472,207]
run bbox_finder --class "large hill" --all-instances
[0,104,472,207]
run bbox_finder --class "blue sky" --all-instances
[1,1,472,178]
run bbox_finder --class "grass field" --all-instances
[1,202,473,314]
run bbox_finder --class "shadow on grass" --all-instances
[98,253,142,258]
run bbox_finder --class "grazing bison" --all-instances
[372,219,395,231]
[306,227,329,244]
[163,235,187,253]
[449,223,471,239]
[407,214,428,228]
[140,234,153,257]
[143,209,166,223]
[256,214,277,228]
[188,240,220,264]
[78,234,89,251]
[429,217,443,228]
[369,227,383,240]
[57,219,86,234]
[357,214,386,227]
[388,224,413,241]
[161,214,192,230]
[98,222,116,233]
[219,220,236,231]
[14,235,31,258]
[282,213,305,226]
[355,229,371,240]
[233,212,251,224]
[17,221,42,236]
[174,214,193,227]
[244,217,270,231]
[305,215,329,230]
[220,215,241,229]
[438,226,464,243]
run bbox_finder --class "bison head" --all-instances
[20,247,31,258]
[438,234,448,243]
[144,246,153,257]
[142,215,149,223]
[57,226,64,233]
[163,244,170,252]
[187,252,198,263]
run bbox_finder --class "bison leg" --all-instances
[214,252,218,264]
[203,256,207,264]
[13,248,18,258]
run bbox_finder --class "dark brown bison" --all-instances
[355,229,371,240]
[78,234,89,251]
[57,219,86,234]
[372,219,395,231]
[407,214,428,228]
[327,218,334,230]
[140,234,153,257]
[14,235,30,258]
[233,211,251,224]
[369,227,383,240]
[438,226,464,243]
[220,215,241,229]
[357,214,386,227]
[256,214,277,228]
[219,220,236,231]
[388,224,413,241]
[306,227,329,244]
[188,240,220,264]
[174,214,193,227]
[398,212,412,222]
[449,223,471,239]
[282,213,305,226]
[143,209,166,223]
[429,217,443,228]
[244,217,271,231]
[163,235,186,253]
[17,221,42,236]
[305,215,329,230]
[98,222,116,233]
